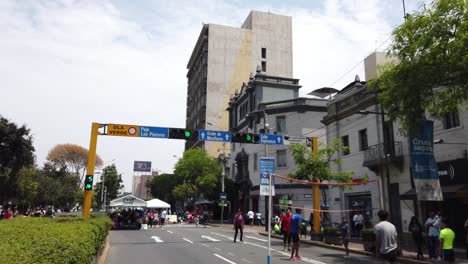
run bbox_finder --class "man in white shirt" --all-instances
[425,211,441,260]
[160,209,167,227]
[353,212,364,237]
[374,210,398,264]
[247,210,254,227]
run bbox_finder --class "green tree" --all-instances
[370,0,468,134]
[289,139,354,203]
[0,116,35,202]
[16,168,39,207]
[94,164,123,208]
[149,173,178,204]
[173,148,221,204]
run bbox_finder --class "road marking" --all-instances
[214,253,237,264]
[242,241,326,264]
[167,230,173,234]
[214,247,222,251]
[201,244,210,248]
[150,236,163,243]
[210,232,232,240]
[183,238,193,244]
[201,235,220,242]
[241,259,252,263]
[227,252,235,256]
[245,235,267,242]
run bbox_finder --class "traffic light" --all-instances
[84,175,94,191]
[231,133,259,144]
[168,128,198,140]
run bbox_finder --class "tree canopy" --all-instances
[173,148,221,204]
[289,139,354,183]
[370,0,468,134]
[149,173,178,205]
[0,116,35,202]
[94,164,123,208]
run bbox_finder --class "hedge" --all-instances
[0,216,113,264]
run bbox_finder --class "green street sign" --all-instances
[218,202,226,207]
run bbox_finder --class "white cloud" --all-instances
[0,0,428,192]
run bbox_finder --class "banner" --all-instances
[259,157,275,196]
[410,120,443,201]
[133,161,152,172]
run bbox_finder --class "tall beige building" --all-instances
[185,11,293,156]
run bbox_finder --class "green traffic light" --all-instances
[184,131,191,138]
[87,176,93,181]
[85,184,92,190]
[246,134,252,141]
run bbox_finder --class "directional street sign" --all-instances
[139,126,169,138]
[259,134,283,145]
[219,192,227,201]
[198,130,231,142]
[283,136,306,145]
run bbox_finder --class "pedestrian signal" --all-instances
[84,175,93,190]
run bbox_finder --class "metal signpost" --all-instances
[259,157,275,264]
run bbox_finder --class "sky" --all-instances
[0,0,429,192]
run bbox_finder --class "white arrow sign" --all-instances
[151,236,164,243]
[201,132,206,139]
[201,235,220,242]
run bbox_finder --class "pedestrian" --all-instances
[308,212,314,237]
[425,211,441,260]
[408,216,424,259]
[374,210,398,264]
[233,209,244,243]
[160,209,167,228]
[281,208,292,252]
[4,207,12,220]
[439,218,455,263]
[353,211,364,237]
[341,217,351,256]
[465,217,468,259]
[290,208,302,261]
[256,211,262,226]
[247,210,254,227]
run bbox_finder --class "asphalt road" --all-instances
[106,224,381,264]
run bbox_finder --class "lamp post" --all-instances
[100,159,116,211]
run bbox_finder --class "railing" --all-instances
[363,141,403,165]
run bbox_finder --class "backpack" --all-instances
[235,214,244,226]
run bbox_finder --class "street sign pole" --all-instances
[312,137,321,234]
[83,122,99,219]
[267,172,272,264]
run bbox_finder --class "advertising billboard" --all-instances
[133,161,152,172]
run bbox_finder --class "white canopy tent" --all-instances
[146,198,171,209]
[109,194,147,208]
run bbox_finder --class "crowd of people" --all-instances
[0,205,61,219]
[109,208,170,230]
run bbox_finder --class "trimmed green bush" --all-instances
[0,216,112,264]
[322,227,340,236]
[360,228,376,241]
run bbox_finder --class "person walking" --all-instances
[374,210,398,264]
[247,210,254,227]
[233,209,244,243]
[341,217,351,256]
[439,218,455,263]
[290,208,302,261]
[353,211,364,237]
[308,212,314,238]
[408,216,424,259]
[425,211,441,260]
[160,209,167,228]
[281,208,292,252]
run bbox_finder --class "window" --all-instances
[261,48,267,59]
[358,129,368,151]
[276,116,286,133]
[253,153,258,171]
[443,111,460,129]
[342,135,350,155]
[277,150,287,167]
[261,61,267,72]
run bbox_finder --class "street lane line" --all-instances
[227,252,235,256]
[150,236,164,243]
[201,244,210,248]
[245,235,267,242]
[214,254,237,264]
[241,259,252,263]
[243,241,326,264]
[183,238,193,244]
[201,235,220,242]
[215,247,222,251]
[210,232,232,240]
[167,230,173,234]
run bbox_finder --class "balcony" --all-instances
[363,141,404,169]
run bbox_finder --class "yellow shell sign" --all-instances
[107,124,139,137]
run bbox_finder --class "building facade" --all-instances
[132,170,159,199]
[186,11,293,156]
[227,71,327,218]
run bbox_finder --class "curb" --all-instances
[258,232,429,264]
[98,239,110,264]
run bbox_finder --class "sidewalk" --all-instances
[208,223,467,264]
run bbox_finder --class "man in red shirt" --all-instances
[281,208,292,251]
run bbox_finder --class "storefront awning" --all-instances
[400,184,468,200]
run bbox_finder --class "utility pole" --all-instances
[263,111,269,232]
[220,142,226,225]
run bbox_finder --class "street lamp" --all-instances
[101,159,116,211]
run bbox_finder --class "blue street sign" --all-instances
[139,126,169,138]
[198,130,231,142]
[259,134,283,145]
[220,193,227,201]
[259,157,275,196]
